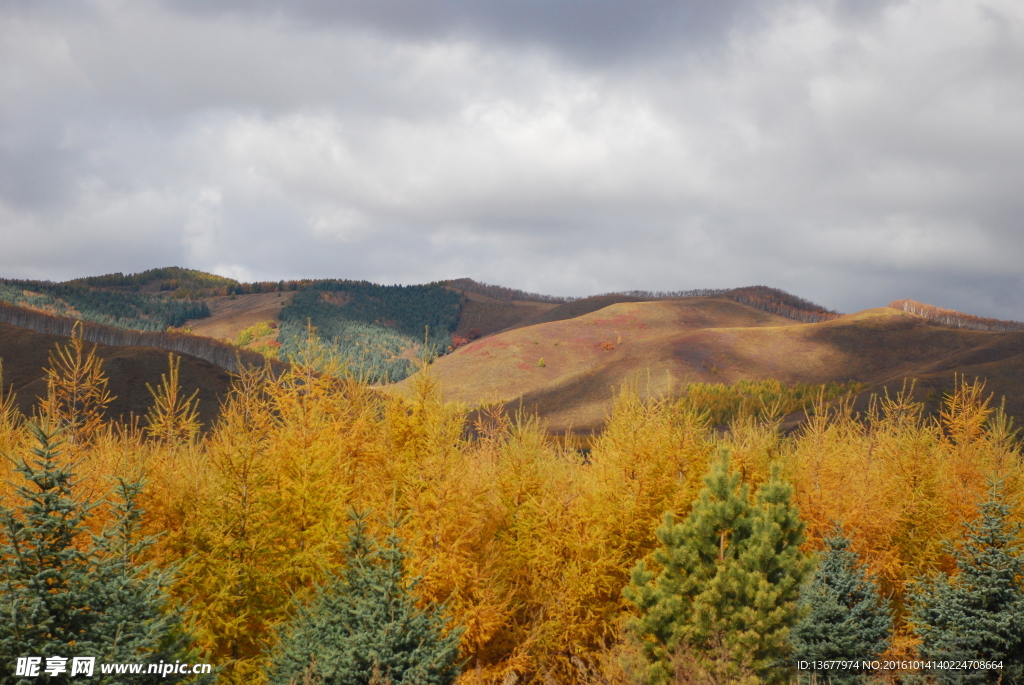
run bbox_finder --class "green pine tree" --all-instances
[80,478,206,682]
[790,525,891,684]
[624,450,812,685]
[268,511,464,685]
[0,423,200,685]
[909,480,1024,684]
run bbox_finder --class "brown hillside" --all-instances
[451,290,654,341]
[185,291,294,341]
[0,322,233,429]
[392,300,1024,435]
[503,294,650,331]
[452,291,558,339]
[391,296,795,431]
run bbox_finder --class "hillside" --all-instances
[391,298,1024,434]
[186,291,295,340]
[6,268,1024,436]
[0,278,209,330]
[67,266,241,297]
[447,282,839,339]
[2,270,464,384]
[0,322,232,428]
[450,291,559,340]
[390,296,796,431]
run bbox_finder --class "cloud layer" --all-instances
[2,0,1023,317]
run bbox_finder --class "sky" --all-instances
[2,0,1023,317]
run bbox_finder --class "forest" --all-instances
[1,328,1022,685]
[70,267,240,295]
[447,278,573,303]
[276,280,463,382]
[0,278,209,330]
[68,267,302,300]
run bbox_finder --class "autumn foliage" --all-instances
[1,327,1022,684]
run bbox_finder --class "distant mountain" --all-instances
[67,266,240,293]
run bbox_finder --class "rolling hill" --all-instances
[4,267,1024,437]
[3,269,466,384]
[391,297,1024,435]
[186,291,295,340]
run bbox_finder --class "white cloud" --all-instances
[1,0,1023,317]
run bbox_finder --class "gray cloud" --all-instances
[1,0,1023,319]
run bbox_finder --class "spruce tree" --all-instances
[0,424,94,678]
[624,450,812,685]
[79,478,202,680]
[790,525,891,683]
[0,423,199,685]
[268,512,463,685]
[909,480,1024,684]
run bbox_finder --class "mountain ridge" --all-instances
[4,267,1024,435]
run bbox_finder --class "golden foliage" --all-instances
[38,322,114,447]
[145,353,201,446]
[0,359,23,455]
[2,347,1020,685]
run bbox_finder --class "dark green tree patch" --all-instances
[910,480,1024,684]
[268,512,463,685]
[277,281,462,383]
[0,280,209,330]
[791,525,891,683]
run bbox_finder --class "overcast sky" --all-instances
[2,0,1023,317]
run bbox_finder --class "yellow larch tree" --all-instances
[145,353,201,447]
[38,322,114,448]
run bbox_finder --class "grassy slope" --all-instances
[392,299,1024,434]
[185,291,295,341]
[452,291,653,340]
[501,294,650,331]
[391,297,792,430]
[452,291,558,338]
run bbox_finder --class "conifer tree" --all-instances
[0,359,20,437]
[0,424,94,678]
[268,512,464,685]
[790,525,891,683]
[910,480,1024,684]
[38,323,113,446]
[81,478,203,680]
[145,353,201,446]
[624,450,811,685]
[0,423,199,684]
